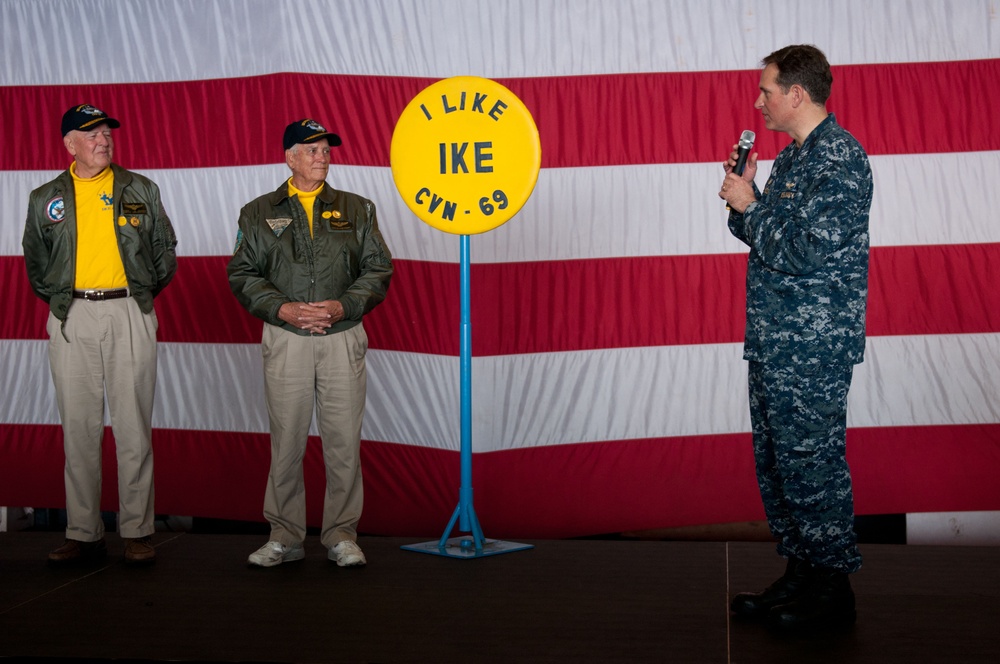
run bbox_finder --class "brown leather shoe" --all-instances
[124,536,156,565]
[48,538,107,565]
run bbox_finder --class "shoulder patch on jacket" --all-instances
[46,196,65,222]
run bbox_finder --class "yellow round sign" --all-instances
[390,76,541,235]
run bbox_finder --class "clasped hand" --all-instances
[278,300,345,334]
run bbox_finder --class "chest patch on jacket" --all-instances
[322,209,351,231]
[122,202,147,215]
[266,217,292,237]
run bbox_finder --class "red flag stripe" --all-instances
[1,422,997,538]
[3,243,999,352]
[2,60,999,172]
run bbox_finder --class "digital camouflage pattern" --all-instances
[729,113,872,573]
[749,361,862,573]
[729,113,873,367]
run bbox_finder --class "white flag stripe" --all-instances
[4,151,999,261]
[5,334,999,451]
[1,0,994,84]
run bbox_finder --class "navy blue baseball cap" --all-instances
[283,119,342,150]
[61,104,120,136]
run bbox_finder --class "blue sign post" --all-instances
[401,236,532,558]
[391,77,540,558]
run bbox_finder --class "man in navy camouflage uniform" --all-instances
[719,44,873,631]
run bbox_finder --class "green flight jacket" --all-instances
[21,164,178,321]
[227,181,393,335]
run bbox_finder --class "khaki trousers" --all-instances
[261,322,367,550]
[47,298,158,541]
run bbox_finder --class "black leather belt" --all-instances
[73,288,129,301]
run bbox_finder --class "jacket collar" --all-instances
[110,163,132,187]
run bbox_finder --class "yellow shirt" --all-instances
[72,164,128,289]
[288,178,323,238]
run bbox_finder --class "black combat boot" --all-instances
[731,557,812,618]
[768,566,856,631]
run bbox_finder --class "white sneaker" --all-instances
[248,541,305,567]
[329,540,367,567]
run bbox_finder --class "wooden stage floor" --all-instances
[1,532,997,663]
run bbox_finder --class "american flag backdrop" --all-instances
[2,0,999,538]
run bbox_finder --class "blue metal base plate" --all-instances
[401,537,534,559]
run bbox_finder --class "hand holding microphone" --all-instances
[721,129,756,212]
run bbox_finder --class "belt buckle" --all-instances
[84,289,104,301]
